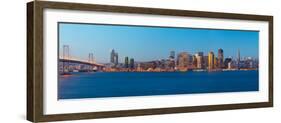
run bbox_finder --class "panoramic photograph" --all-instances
[58,22,259,100]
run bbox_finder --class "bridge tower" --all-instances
[88,53,94,63]
[63,45,70,73]
[88,53,95,71]
[88,53,94,71]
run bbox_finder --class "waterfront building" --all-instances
[196,56,203,69]
[237,49,240,69]
[110,49,119,66]
[195,52,204,69]
[110,49,115,64]
[168,51,176,69]
[192,55,197,68]
[161,59,165,68]
[198,52,204,56]
[245,57,254,68]
[115,53,118,65]
[137,63,142,71]
[169,51,175,59]
[130,58,135,69]
[167,59,176,69]
[224,58,232,68]
[240,57,256,69]
[124,56,129,68]
[218,48,224,68]
[188,54,193,66]
[139,61,156,70]
[177,52,189,71]
[203,56,208,69]
[208,51,215,70]
[214,57,218,68]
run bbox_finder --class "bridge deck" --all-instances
[59,59,104,67]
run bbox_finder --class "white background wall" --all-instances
[0,0,280,123]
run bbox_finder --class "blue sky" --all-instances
[59,23,259,63]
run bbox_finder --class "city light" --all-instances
[59,45,258,74]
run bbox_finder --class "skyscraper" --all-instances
[110,49,118,66]
[124,56,129,68]
[115,53,118,65]
[208,51,215,70]
[110,49,115,64]
[168,51,176,69]
[169,51,175,59]
[129,58,135,69]
[195,52,203,69]
[218,48,224,68]
[198,52,204,56]
[214,57,218,68]
[203,55,208,69]
[237,49,240,70]
[192,55,197,67]
[177,52,189,70]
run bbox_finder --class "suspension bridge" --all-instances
[60,45,105,74]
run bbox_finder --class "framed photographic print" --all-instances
[27,0,273,122]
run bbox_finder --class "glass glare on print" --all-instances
[58,22,259,100]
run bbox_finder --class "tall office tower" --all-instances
[218,48,224,68]
[115,53,118,65]
[203,56,208,69]
[197,56,203,69]
[195,52,204,69]
[124,56,129,68]
[110,49,119,66]
[208,51,215,70]
[169,51,176,69]
[214,57,218,68]
[177,52,189,70]
[192,55,197,67]
[169,51,175,59]
[237,49,240,69]
[110,49,115,64]
[198,52,204,56]
[129,58,135,69]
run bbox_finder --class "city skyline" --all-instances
[107,48,254,62]
[59,23,259,63]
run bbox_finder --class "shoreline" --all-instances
[60,69,258,75]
